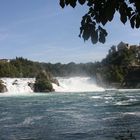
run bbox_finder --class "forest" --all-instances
[0,57,99,78]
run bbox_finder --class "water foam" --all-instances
[53,77,104,92]
[22,116,44,126]
[1,77,104,94]
[1,78,35,94]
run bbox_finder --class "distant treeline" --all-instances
[0,57,99,78]
[43,62,100,77]
[0,57,42,77]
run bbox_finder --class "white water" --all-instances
[1,78,35,94]
[53,77,104,92]
[0,77,104,94]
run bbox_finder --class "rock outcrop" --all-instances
[122,66,140,88]
[34,72,55,92]
[0,80,8,93]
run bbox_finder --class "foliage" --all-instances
[43,62,100,77]
[0,57,42,78]
[0,57,100,78]
[60,0,140,44]
[10,57,42,77]
[34,72,54,92]
[98,42,140,86]
[34,80,53,92]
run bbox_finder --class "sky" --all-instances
[0,0,140,63]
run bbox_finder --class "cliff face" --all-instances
[95,66,140,89]
[96,72,121,88]
[96,72,107,88]
[95,42,140,89]
[0,80,7,92]
[122,66,140,88]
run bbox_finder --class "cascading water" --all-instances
[53,77,104,92]
[0,77,104,94]
[1,78,35,94]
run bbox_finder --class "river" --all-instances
[0,90,140,140]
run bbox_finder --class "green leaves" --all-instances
[34,72,54,92]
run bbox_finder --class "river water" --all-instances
[0,90,140,140]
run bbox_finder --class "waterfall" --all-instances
[0,77,104,94]
[53,77,104,92]
[1,78,35,94]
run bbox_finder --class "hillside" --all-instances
[96,42,140,88]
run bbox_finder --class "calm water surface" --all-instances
[0,90,140,140]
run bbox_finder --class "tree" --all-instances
[34,72,54,92]
[60,0,140,44]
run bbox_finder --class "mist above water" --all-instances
[53,77,104,92]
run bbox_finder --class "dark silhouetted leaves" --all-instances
[105,0,116,22]
[78,0,86,5]
[91,30,98,44]
[79,14,98,43]
[82,27,91,41]
[60,0,65,8]
[69,0,77,8]
[119,3,128,24]
[136,15,140,28]
[65,0,70,6]
[60,0,140,44]
[130,15,135,28]
[127,7,133,18]
[99,33,105,44]
[60,0,77,8]
[87,0,93,6]
[98,26,107,44]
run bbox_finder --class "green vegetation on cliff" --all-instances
[34,72,54,92]
[97,42,140,88]
[0,57,42,78]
